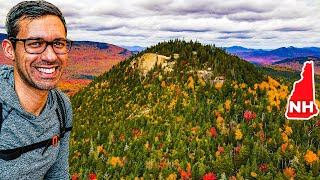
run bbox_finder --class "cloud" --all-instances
[0,0,319,48]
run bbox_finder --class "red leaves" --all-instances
[178,169,191,180]
[71,174,79,180]
[89,173,97,180]
[206,127,217,137]
[178,164,191,180]
[218,146,224,153]
[259,164,267,172]
[133,129,141,136]
[244,110,256,122]
[234,144,241,155]
[203,173,217,180]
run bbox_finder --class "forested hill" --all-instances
[131,39,265,86]
[69,40,320,179]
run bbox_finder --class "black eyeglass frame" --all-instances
[8,37,72,55]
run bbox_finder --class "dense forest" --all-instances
[69,40,320,179]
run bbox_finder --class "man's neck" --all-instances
[14,76,48,116]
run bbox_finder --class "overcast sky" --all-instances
[0,0,319,49]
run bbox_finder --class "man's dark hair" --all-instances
[5,0,67,39]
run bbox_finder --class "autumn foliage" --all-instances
[69,40,320,179]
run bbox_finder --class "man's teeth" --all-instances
[37,68,56,74]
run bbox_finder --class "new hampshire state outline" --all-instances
[285,61,319,120]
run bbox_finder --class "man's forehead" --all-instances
[17,15,66,38]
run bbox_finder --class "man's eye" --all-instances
[26,41,42,47]
[54,41,66,47]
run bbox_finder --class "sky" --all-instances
[0,0,319,49]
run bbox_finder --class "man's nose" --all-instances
[40,44,58,62]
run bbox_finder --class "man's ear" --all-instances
[2,39,15,61]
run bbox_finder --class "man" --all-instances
[0,1,72,179]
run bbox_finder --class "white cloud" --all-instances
[0,0,319,48]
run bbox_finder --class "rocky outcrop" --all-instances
[131,53,173,76]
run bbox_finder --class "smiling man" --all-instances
[0,1,72,179]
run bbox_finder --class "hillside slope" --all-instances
[70,40,320,179]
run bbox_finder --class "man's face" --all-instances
[13,15,67,90]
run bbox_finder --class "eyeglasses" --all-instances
[9,37,72,54]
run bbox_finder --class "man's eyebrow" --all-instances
[25,37,68,41]
[53,38,68,41]
[26,37,44,40]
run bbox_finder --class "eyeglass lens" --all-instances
[24,39,71,54]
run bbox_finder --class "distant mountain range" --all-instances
[0,33,132,95]
[225,46,320,64]
[272,56,320,65]
[224,46,267,53]
[270,56,320,75]
[118,45,320,65]
[120,45,146,54]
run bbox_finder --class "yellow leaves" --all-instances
[71,150,81,161]
[168,98,177,110]
[281,143,288,152]
[148,92,153,99]
[198,76,206,86]
[215,151,221,157]
[244,100,251,105]
[187,76,195,90]
[191,127,198,135]
[100,81,108,88]
[176,116,183,122]
[257,76,289,109]
[316,100,320,109]
[170,84,176,92]
[248,87,256,95]
[195,136,201,142]
[134,177,144,180]
[235,129,243,140]
[284,125,293,135]
[282,132,289,142]
[225,100,231,111]
[239,83,247,89]
[304,150,319,164]
[182,99,188,107]
[145,141,150,150]
[279,91,287,99]
[108,157,124,167]
[267,106,272,112]
[216,116,224,130]
[182,91,189,98]
[215,83,223,89]
[284,167,295,178]
[97,145,103,154]
[161,81,166,87]
[289,144,294,151]
[167,173,177,180]
[251,172,257,178]
[217,116,224,123]
[268,76,280,88]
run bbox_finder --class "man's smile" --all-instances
[37,67,56,74]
